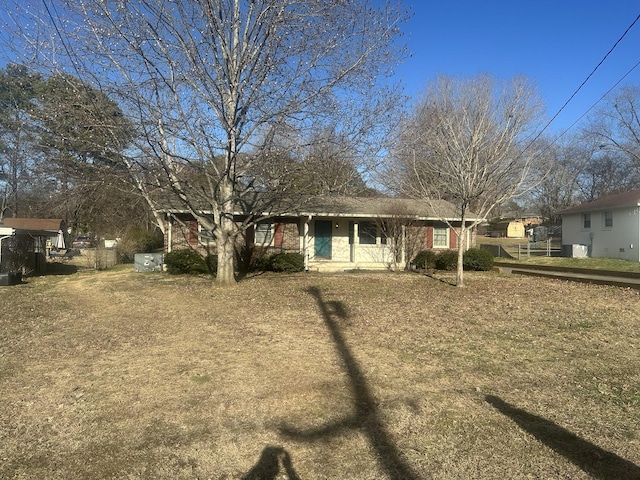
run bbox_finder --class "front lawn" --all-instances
[1,269,639,479]
[495,255,640,273]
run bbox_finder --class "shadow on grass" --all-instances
[242,446,300,480]
[424,271,456,286]
[279,286,419,480]
[45,262,80,276]
[486,395,640,480]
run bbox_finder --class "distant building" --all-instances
[557,190,640,261]
[0,218,66,275]
[493,220,525,238]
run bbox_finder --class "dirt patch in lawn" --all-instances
[1,268,639,479]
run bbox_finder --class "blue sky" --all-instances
[1,1,638,136]
[394,1,640,134]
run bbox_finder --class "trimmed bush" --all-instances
[267,252,305,273]
[165,249,209,275]
[434,249,458,271]
[463,247,494,271]
[254,252,304,273]
[412,250,437,270]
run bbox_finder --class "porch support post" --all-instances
[301,215,311,271]
[166,214,173,253]
[352,221,359,263]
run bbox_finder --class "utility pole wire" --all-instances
[526,13,640,151]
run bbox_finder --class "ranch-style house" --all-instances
[160,196,480,272]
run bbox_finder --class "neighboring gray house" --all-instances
[557,190,640,261]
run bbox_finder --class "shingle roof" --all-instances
[0,218,65,232]
[295,196,471,220]
[556,190,640,215]
[159,194,480,221]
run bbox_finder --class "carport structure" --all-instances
[0,224,55,278]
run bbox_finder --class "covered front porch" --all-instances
[301,217,398,272]
[299,216,469,272]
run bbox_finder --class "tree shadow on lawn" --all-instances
[486,395,640,480]
[424,271,456,287]
[278,286,420,480]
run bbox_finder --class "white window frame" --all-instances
[197,222,214,245]
[582,213,591,229]
[255,222,273,245]
[603,211,613,229]
[433,226,449,248]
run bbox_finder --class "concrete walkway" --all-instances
[494,262,640,290]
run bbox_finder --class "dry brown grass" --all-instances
[1,267,639,479]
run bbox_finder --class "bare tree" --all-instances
[579,87,640,200]
[3,0,407,284]
[527,137,584,224]
[375,209,423,271]
[252,125,377,196]
[388,74,544,287]
[582,85,640,165]
[575,146,640,202]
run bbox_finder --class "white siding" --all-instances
[562,207,640,261]
[308,218,394,264]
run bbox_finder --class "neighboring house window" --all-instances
[359,221,377,245]
[604,211,613,228]
[433,227,449,248]
[255,222,273,244]
[582,213,591,229]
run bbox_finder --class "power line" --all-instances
[531,12,640,145]
[554,59,640,144]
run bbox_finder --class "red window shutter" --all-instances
[426,226,433,249]
[450,228,457,249]
[188,220,198,246]
[274,222,285,247]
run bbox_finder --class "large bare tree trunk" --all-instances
[216,175,236,285]
[216,225,236,285]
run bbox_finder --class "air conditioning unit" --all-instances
[134,253,164,272]
[562,244,588,258]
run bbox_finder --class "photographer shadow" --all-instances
[242,446,300,480]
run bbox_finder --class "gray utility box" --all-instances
[0,272,22,286]
[134,253,164,272]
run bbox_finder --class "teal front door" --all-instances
[315,220,332,258]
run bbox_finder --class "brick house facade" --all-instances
[161,196,478,272]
